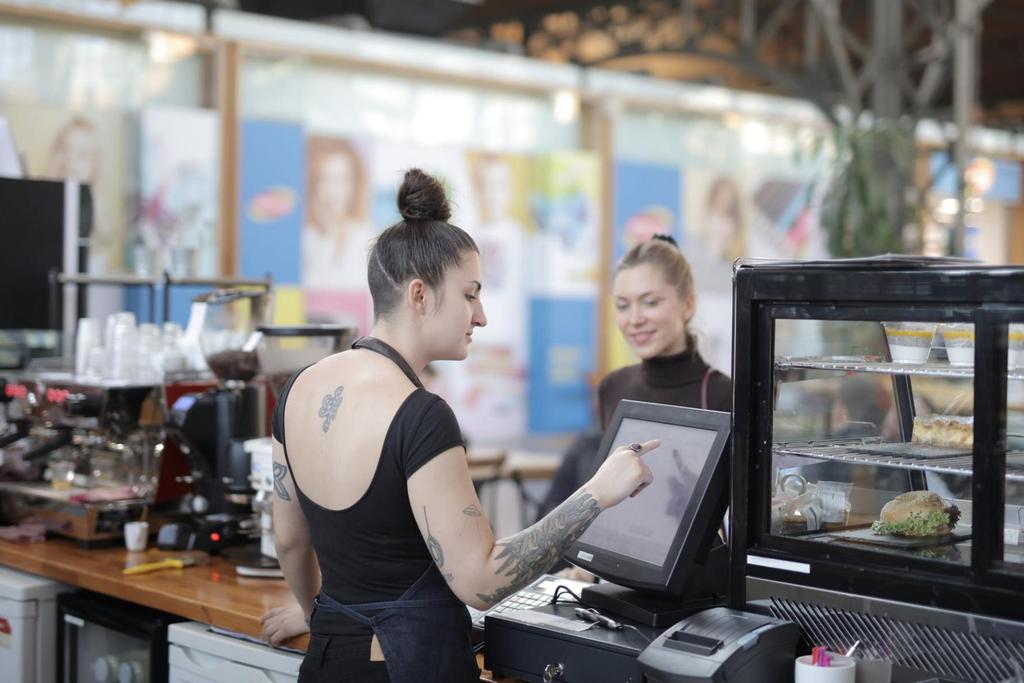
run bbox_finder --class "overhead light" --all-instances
[552,89,579,124]
[146,31,197,65]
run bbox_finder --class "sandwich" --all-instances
[871,491,961,537]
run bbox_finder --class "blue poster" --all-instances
[528,297,596,433]
[239,120,304,284]
[612,161,683,265]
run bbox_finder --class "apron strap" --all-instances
[352,336,424,389]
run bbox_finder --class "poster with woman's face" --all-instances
[1,104,126,273]
[684,169,748,266]
[301,135,373,290]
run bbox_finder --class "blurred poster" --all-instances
[465,151,531,350]
[370,143,475,230]
[528,297,596,434]
[239,119,303,284]
[302,135,374,290]
[2,104,127,273]
[0,117,22,177]
[304,289,372,337]
[681,169,745,370]
[135,106,219,277]
[612,161,683,266]
[747,174,826,260]
[526,152,601,296]
[683,170,747,266]
[446,343,526,441]
[272,286,306,326]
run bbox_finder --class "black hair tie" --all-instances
[651,234,679,248]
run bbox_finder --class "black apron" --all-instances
[310,336,480,683]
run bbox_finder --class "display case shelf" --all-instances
[775,356,1024,380]
[775,440,1024,482]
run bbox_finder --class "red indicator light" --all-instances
[5,384,28,400]
[210,532,221,542]
[46,388,70,403]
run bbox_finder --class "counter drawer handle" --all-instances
[543,662,565,682]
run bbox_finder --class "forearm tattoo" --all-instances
[475,490,601,605]
[424,506,449,582]
[318,386,344,432]
[273,462,291,501]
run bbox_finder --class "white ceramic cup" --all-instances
[795,654,856,683]
[75,318,102,376]
[123,521,149,552]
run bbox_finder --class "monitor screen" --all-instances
[565,400,731,596]
[577,417,719,567]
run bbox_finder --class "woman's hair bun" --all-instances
[397,168,452,223]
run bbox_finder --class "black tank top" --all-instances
[271,361,464,605]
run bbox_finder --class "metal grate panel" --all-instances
[768,597,1024,682]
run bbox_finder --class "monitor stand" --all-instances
[580,542,729,628]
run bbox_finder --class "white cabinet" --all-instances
[0,564,69,683]
[168,622,301,683]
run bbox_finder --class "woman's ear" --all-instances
[406,278,428,315]
[683,291,697,323]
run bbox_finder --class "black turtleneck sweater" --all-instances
[536,342,731,521]
[597,345,732,429]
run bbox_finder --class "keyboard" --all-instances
[469,574,592,643]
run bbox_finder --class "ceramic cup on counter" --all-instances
[124,521,149,552]
[882,322,935,364]
[940,323,975,367]
[795,654,856,683]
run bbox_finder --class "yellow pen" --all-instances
[122,557,197,575]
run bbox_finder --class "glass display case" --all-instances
[731,258,1024,624]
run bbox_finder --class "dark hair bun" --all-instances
[397,168,451,223]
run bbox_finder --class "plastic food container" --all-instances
[940,323,975,367]
[883,322,935,364]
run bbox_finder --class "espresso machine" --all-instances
[235,324,355,576]
[166,289,271,553]
[0,372,165,546]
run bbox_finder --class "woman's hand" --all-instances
[584,439,660,509]
[260,602,309,646]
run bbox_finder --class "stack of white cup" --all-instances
[74,318,102,377]
[77,313,191,383]
[107,312,138,381]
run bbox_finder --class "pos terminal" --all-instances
[483,401,800,682]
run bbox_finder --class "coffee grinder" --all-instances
[167,289,270,553]
[235,324,355,576]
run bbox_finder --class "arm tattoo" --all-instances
[475,490,600,605]
[424,506,445,569]
[273,462,291,501]
[317,386,344,432]
[462,505,482,517]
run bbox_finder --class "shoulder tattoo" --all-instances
[317,386,344,432]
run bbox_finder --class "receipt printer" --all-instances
[638,607,800,683]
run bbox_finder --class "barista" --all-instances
[267,169,657,681]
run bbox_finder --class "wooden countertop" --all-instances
[0,538,515,679]
[0,537,310,650]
